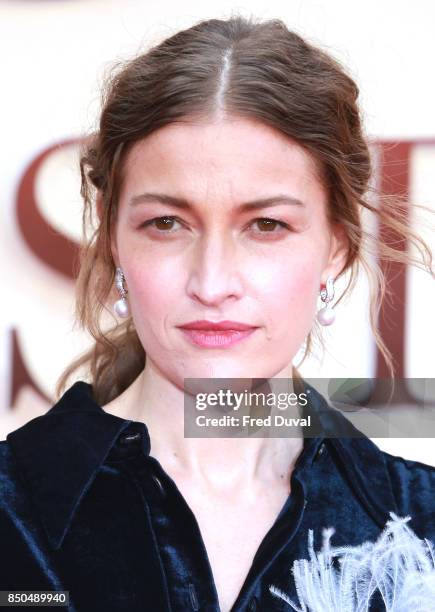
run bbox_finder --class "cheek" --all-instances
[120,248,182,337]
[250,250,321,327]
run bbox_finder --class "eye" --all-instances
[140,216,182,232]
[250,217,291,234]
[139,215,292,236]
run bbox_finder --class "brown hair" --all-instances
[55,15,434,406]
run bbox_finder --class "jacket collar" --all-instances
[7,381,150,550]
[302,379,400,527]
[7,379,398,551]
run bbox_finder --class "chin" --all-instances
[181,360,274,381]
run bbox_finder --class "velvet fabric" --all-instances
[1,380,434,611]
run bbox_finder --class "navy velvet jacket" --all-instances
[1,380,435,612]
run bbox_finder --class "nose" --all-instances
[186,230,243,306]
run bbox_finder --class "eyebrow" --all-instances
[128,192,306,211]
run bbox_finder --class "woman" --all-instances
[2,15,435,612]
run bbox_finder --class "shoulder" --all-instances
[380,447,435,538]
[382,447,435,510]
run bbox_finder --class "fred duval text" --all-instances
[195,415,311,428]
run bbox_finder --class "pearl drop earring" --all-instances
[317,276,336,326]
[113,267,130,318]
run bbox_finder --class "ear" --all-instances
[96,190,120,268]
[321,223,349,283]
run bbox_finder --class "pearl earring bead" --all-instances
[317,304,335,326]
[114,298,129,318]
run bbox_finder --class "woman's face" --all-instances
[111,117,347,384]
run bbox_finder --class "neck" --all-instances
[102,362,305,492]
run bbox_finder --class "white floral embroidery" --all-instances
[269,512,435,611]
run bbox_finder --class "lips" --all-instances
[177,320,259,348]
[178,320,257,331]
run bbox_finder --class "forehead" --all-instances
[119,117,326,209]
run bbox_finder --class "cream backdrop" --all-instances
[1,0,434,464]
